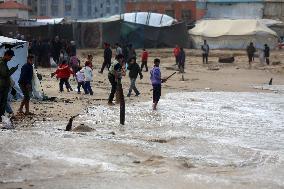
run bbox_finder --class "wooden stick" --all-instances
[150,72,176,91]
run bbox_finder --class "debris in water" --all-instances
[269,78,273,85]
[65,114,79,131]
[72,124,95,132]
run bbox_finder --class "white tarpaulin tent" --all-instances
[189,19,279,49]
[78,12,176,27]
[0,36,43,100]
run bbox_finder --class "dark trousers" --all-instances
[248,54,254,63]
[100,60,111,73]
[128,78,139,95]
[141,60,148,71]
[84,81,93,95]
[152,84,161,103]
[202,53,208,64]
[59,78,72,92]
[178,62,185,73]
[175,56,179,65]
[0,88,9,118]
[77,81,84,93]
[265,57,270,65]
[108,74,117,103]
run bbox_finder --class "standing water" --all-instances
[0,92,283,189]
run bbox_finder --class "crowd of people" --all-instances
[0,35,273,122]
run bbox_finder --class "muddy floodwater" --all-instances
[1,92,284,189]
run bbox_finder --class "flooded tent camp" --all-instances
[0,0,284,189]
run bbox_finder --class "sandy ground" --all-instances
[9,48,284,122]
[1,48,284,189]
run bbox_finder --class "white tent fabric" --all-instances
[0,36,43,100]
[123,12,175,27]
[189,19,279,49]
[78,12,176,27]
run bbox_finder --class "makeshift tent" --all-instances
[189,19,279,49]
[78,12,176,27]
[0,36,43,99]
[76,12,187,48]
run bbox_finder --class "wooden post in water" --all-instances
[117,83,125,125]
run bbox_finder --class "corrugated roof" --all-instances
[0,0,31,11]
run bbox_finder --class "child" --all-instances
[150,58,167,110]
[141,48,149,72]
[85,54,93,69]
[75,66,84,94]
[83,62,93,95]
[70,55,80,77]
[127,57,143,97]
[53,60,73,92]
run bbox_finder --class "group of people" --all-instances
[1,38,274,122]
[0,49,35,122]
[247,42,270,66]
[47,41,165,110]
[28,36,77,68]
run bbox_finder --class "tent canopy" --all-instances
[189,19,278,37]
[78,12,176,27]
[189,19,279,49]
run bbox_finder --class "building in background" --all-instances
[125,0,203,24]
[202,0,264,19]
[36,0,125,19]
[0,0,31,20]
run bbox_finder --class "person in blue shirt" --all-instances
[18,55,34,115]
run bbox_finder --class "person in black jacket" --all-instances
[127,57,143,97]
[99,43,112,73]
[18,55,34,115]
[264,44,270,65]
[178,47,185,73]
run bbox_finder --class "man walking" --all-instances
[127,57,143,97]
[108,54,124,105]
[0,50,17,121]
[178,47,185,73]
[18,55,34,115]
[201,40,209,64]
[99,43,112,74]
[247,42,256,67]
[52,36,62,64]
[264,44,270,65]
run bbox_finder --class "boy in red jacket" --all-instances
[52,60,73,92]
[141,48,148,72]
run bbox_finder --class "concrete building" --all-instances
[125,0,204,24]
[264,0,284,22]
[36,0,125,19]
[201,0,264,19]
[0,0,31,20]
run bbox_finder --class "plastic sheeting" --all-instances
[76,20,189,48]
[123,12,175,27]
[0,36,43,99]
[78,12,176,27]
[189,20,279,49]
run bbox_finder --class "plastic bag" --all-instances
[50,57,57,68]
[1,115,14,129]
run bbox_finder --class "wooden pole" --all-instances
[117,83,125,125]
